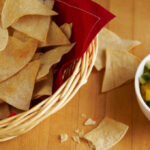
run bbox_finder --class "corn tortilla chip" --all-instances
[12,0,55,42]
[102,49,141,92]
[32,53,46,81]
[0,60,40,110]
[60,23,73,39]
[0,100,3,104]
[39,21,70,47]
[38,0,55,41]
[0,103,10,119]
[37,43,75,81]
[13,30,30,42]
[39,0,55,9]
[0,0,5,15]
[0,23,8,51]
[84,117,128,150]
[0,37,38,83]
[32,52,43,61]
[1,0,57,28]
[33,70,53,99]
[94,28,141,71]
[12,15,50,42]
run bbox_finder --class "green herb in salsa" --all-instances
[140,61,150,104]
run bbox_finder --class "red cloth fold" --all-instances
[8,112,17,117]
[54,0,115,90]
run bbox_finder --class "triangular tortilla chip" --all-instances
[39,21,70,47]
[94,28,141,71]
[37,43,75,81]
[33,70,53,99]
[32,52,43,61]
[84,117,128,150]
[13,30,30,42]
[0,100,3,104]
[102,49,141,92]
[0,0,5,15]
[0,22,8,51]
[0,37,38,83]
[1,0,57,28]
[12,0,55,42]
[0,60,40,110]
[60,23,73,39]
[0,103,10,119]
[39,0,55,9]
[12,15,50,42]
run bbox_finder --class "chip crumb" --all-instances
[81,113,87,118]
[84,118,96,126]
[74,129,84,138]
[72,136,80,144]
[74,129,79,134]
[60,133,68,143]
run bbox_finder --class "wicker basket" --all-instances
[0,36,98,142]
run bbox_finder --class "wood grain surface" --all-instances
[1,0,150,149]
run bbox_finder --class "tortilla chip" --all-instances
[33,52,49,82]
[37,43,75,81]
[0,37,38,83]
[60,23,73,39]
[0,100,3,104]
[0,23,8,51]
[32,52,43,61]
[33,70,53,99]
[12,0,55,42]
[0,60,40,110]
[13,30,30,42]
[102,49,141,92]
[12,15,50,42]
[94,28,141,71]
[39,0,55,9]
[1,0,57,28]
[0,103,10,119]
[0,0,5,15]
[39,21,70,47]
[84,117,128,150]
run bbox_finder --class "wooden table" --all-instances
[1,0,150,149]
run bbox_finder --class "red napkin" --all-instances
[54,0,115,90]
[8,112,17,117]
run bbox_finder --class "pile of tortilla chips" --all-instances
[0,0,74,118]
[94,28,141,92]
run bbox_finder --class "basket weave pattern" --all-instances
[0,37,98,142]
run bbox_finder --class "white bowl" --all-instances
[135,54,150,120]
